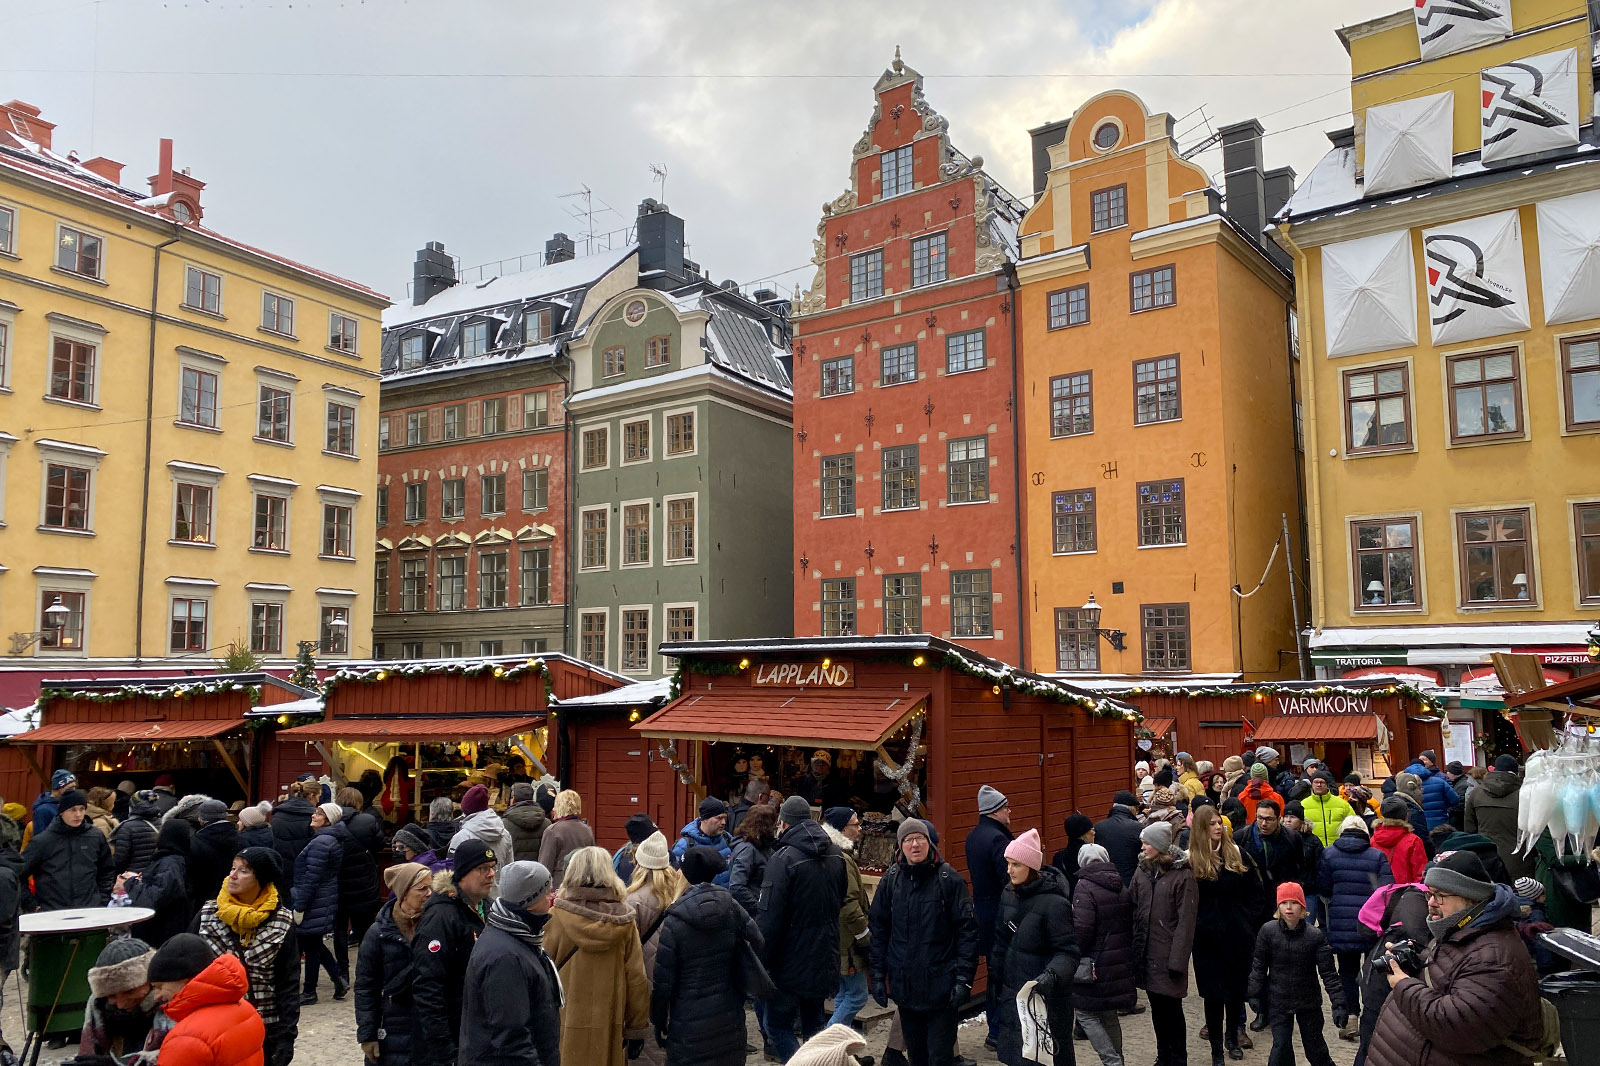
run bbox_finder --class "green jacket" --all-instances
[825,822,870,975]
[1301,792,1356,847]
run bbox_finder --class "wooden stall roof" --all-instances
[279,715,544,742]
[637,690,930,749]
[14,718,244,743]
[38,672,316,704]
[1145,717,1176,737]
[1252,714,1380,742]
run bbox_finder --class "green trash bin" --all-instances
[27,930,108,1038]
[1541,971,1600,1066]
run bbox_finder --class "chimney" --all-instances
[636,199,685,279]
[1028,118,1070,202]
[146,138,206,222]
[0,100,54,149]
[80,157,124,184]
[545,232,575,264]
[1263,166,1298,221]
[412,241,457,307]
[1219,119,1267,242]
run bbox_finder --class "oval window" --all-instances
[1093,122,1120,151]
[624,299,647,325]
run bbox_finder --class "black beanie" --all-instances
[823,806,855,831]
[235,846,281,888]
[534,784,556,817]
[1064,812,1094,841]
[681,845,725,886]
[1112,790,1139,808]
[625,813,656,845]
[1494,754,1519,773]
[451,839,496,882]
[57,789,88,812]
[1153,767,1174,788]
[147,933,216,983]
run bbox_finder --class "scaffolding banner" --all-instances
[1364,92,1455,196]
[1481,48,1581,164]
[1422,210,1530,345]
[1322,229,1419,358]
[1537,188,1600,325]
[1415,0,1512,61]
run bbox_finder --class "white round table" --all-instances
[20,906,154,934]
[20,907,155,1064]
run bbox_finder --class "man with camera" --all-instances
[1364,851,1545,1066]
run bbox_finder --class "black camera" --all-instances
[1384,939,1423,976]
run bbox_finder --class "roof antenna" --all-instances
[649,163,668,208]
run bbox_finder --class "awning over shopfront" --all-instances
[1251,714,1380,742]
[1144,717,1176,738]
[12,718,244,743]
[637,689,929,750]
[279,716,544,743]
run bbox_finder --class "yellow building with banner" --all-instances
[0,99,386,667]
[1272,1,1600,752]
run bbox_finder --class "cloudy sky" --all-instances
[7,0,1398,304]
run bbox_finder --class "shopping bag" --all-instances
[1017,980,1056,1063]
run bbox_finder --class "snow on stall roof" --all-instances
[0,703,39,737]
[383,245,637,330]
[556,678,673,708]
[1307,623,1597,648]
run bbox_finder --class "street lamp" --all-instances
[9,597,72,655]
[1080,593,1127,652]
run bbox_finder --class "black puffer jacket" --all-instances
[355,897,415,1066]
[291,823,345,937]
[457,902,562,1066]
[340,804,388,858]
[128,819,192,946]
[1193,853,1265,1001]
[652,882,763,1066]
[426,818,459,854]
[410,877,484,1066]
[992,865,1079,1066]
[109,793,162,874]
[188,819,240,904]
[271,796,316,869]
[1248,917,1343,1021]
[1071,859,1137,1012]
[502,802,549,863]
[756,818,845,998]
[727,837,773,917]
[1234,822,1304,897]
[867,852,978,1011]
[22,816,113,909]
[237,825,274,851]
[337,813,383,915]
[1093,805,1144,885]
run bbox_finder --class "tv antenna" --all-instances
[649,163,668,206]
[558,186,622,255]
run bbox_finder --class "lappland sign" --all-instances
[753,661,855,688]
[1275,694,1372,715]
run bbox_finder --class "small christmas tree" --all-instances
[218,641,262,674]
[290,641,321,692]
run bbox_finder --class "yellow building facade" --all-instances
[1274,2,1600,727]
[0,100,386,666]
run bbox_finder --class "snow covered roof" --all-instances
[380,339,559,386]
[555,678,672,708]
[383,245,637,330]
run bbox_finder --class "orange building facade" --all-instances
[1015,91,1302,679]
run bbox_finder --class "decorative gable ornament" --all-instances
[1362,93,1455,197]
[1536,188,1600,325]
[1422,210,1529,345]
[1480,48,1580,164]
[1414,0,1512,61]
[1321,230,1418,357]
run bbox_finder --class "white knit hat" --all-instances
[786,1024,868,1066]
[318,802,343,825]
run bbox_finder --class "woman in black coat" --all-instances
[336,787,385,980]
[187,800,240,904]
[125,818,192,946]
[272,781,319,869]
[1050,812,1095,894]
[1071,844,1136,1066]
[355,862,432,1066]
[1190,805,1265,1065]
[651,846,764,1066]
[990,829,1079,1066]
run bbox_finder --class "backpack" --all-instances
[1498,997,1561,1060]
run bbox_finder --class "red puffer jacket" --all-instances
[157,953,265,1066]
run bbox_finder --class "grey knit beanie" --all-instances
[88,937,155,997]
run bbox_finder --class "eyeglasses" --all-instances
[1425,890,1461,903]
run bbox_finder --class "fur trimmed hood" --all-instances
[163,793,214,825]
[821,822,855,853]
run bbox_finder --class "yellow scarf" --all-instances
[215,882,279,945]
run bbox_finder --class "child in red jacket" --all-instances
[149,934,264,1066]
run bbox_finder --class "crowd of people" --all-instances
[0,743,1588,1066]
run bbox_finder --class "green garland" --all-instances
[1082,679,1442,711]
[37,679,262,712]
[244,712,321,732]
[322,657,549,698]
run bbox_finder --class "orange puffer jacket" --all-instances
[157,953,265,1066]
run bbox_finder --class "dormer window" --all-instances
[881,145,914,199]
[524,308,550,343]
[400,334,428,370]
[461,320,489,358]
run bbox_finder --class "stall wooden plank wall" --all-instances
[1126,694,1248,769]
[325,673,546,717]
[0,747,35,808]
[43,690,256,724]
[259,733,327,800]
[563,713,694,850]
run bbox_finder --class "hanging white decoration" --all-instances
[1423,209,1530,346]
[1481,48,1580,165]
[1414,0,1511,61]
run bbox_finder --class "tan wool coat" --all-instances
[545,886,652,1066]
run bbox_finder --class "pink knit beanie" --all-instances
[1003,828,1044,871]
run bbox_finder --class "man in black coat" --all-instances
[109,789,162,875]
[1234,799,1304,902]
[187,800,240,904]
[411,839,495,1066]
[22,790,114,910]
[962,783,1013,1048]
[758,795,847,1060]
[457,860,561,1066]
[1093,791,1145,886]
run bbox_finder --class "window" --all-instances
[881,344,917,386]
[883,574,921,634]
[404,482,426,522]
[185,267,221,314]
[1093,122,1121,150]
[1048,285,1089,330]
[378,419,390,450]
[1448,350,1521,442]
[580,612,607,666]
[1577,503,1600,604]
[261,292,295,335]
[405,641,428,659]
[329,313,358,353]
[400,557,427,611]
[1050,372,1093,437]
[481,397,504,435]
[479,640,503,657]
[322,503,353,558]
[623,503,650,565]
[666,605,695,643]
[1353,518,1419,608]
[582,427,609,469]
[1052,489,1096,554]
[257,385,292,442]
[946,330,985,374]
[442,405,464,441]
[325,402,356,455]
[252,494,288,550]
[911,232,947,287]
[1090,186,1128,232]
[1133,356,1181,424]
[522,639,547,654]
[667,496,696,561]
[56,225,102,279]
[581,508,608,569]
[250,603,283,655]
[374,557,389,613]
[622,610,650,672]
[437,555,466,610]
[319,605,349,655]
[667,411,695,455]
[1141,604,1190,672]
[1459,508,1532,605]
[603,346,626,377]
[1562,336,1600,431]
[524,308,549,343]
[376,485,388,526]
[442,478,465,520]
[400,335,427,370]
[173,483,213,543]
[623,419,650,462]
[821,356,855,396]
[39,591,84,650]
[822,578,856,636]
[880,445,919,511]
[1131,265,1176,311]
[0,205,12,254]
[951,570,993,637]
[821,454,855,516]
[406,412,427,446]
[1138,479,1186,546]
[43,464,91,530]
[520,547,551,605]
[522,468,548,510]
[461,321,489,358]
[0,321,7,386]
[50,338,95,404]
[849,251,883,302]
[170,598,208,653]
[1344,364,1411,452]
[479,552,509,608]
[646,335,671,367]
[524,390,549,427]
[947,437,988,504]
[180,367,218,427]
[1055,608,1099,671]
[481,473,505,516]
[881,144,914,198]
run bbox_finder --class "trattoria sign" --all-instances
[753,661,855,688]
[1275,694,1372,715]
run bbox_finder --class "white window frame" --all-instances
[166,579,216,655]
[176,349,225,430]
[579,504,610,571]
[480,472,506,517]
[0,202,15,256]
[261,291,296,337]
[320,501,354,560]
[620,497,652,568]
[663,601,699,644]
[664,406,697,458]
[619,603,653,675]
[55,222,104,280]
[167,460,224,548]
[255,370,296,445]
[581,425,610,471]
[328,311,359,354]
[248,473,299,554]
[440,477,465,520]
[34,567,95,655]
[663,491,698,565]
[249,599,286,656]
[35,438,105,535]
[0,301,15,391]
[316,592,356,657]
[0,431,17,524]
[578,607,609,670]
[621,416,651,465]
[46,315,106,408]
[523,390,550,428]
[183,265,223,316]
[521,466,549,512]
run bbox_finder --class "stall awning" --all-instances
[278,716,544,743]
[12,719,243,743]
[1252,714,1379,742]
[1144,717,1176,738]
[636,690,929,750]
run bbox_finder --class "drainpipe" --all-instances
[554,350,574,656]
[134,227,183,662]
[1005,265,1028,671]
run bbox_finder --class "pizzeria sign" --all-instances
[753,661,856,688]
[1276,694,1372,715]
